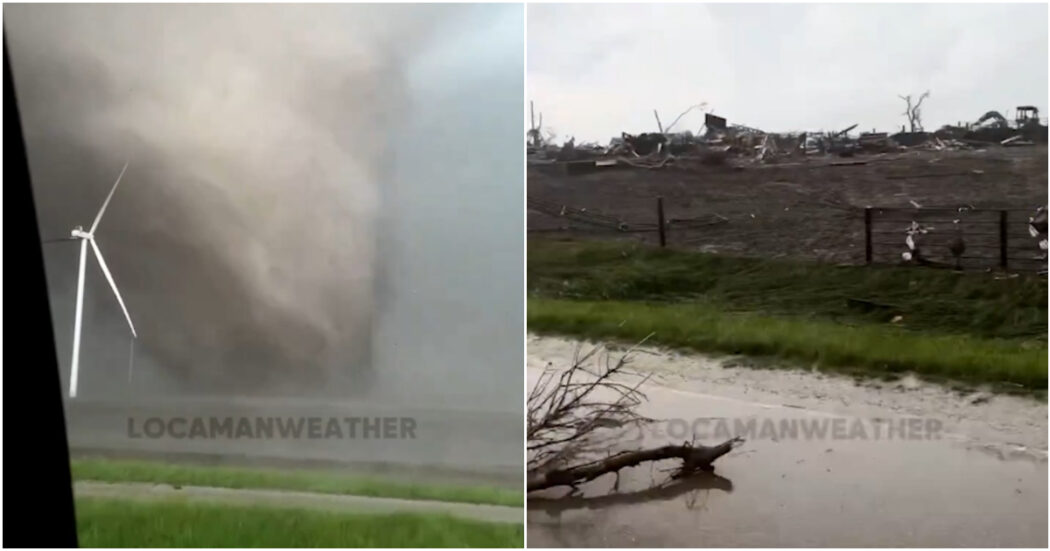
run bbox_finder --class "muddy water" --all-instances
[527,335,1048,547]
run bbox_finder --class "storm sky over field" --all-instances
[528,3,1048,143]
[6,3,523,410]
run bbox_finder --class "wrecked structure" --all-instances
[528,103,1047,171]
[936,106,1047,146]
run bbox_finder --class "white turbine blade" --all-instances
[70,239,89,398]
[90,162,129,233]
[89,237,137,338]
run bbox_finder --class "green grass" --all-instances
[71,458,523,507]
[529,239,1047,340]
[528,239,1047,391]
[75,497,523,547]
[530,298,1046,390]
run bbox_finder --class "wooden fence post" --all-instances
[657,197,667,248]
[999,210,1008,270]
[864,207,873,264]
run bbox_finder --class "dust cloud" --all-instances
[5,4,524,412]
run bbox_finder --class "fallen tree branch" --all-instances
[527,437,743,492]
[527,340,744,494]
[530,471,734,514]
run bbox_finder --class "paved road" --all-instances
[75,481,523,524]
[527,336,1048,547]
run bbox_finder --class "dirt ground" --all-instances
[526,335,1048,547]
[528,147,1048,267]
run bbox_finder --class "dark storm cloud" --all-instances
[6,3,521,399]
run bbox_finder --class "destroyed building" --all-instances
[527,101,1047,173]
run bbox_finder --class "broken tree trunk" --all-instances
[527,437,742,492]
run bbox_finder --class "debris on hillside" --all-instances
[1028,206,1048,257]
[1001,135,1036,147]
[526,101,1047,175]
[902,220,935,265]
[858,132,898,153]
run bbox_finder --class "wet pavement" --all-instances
[527,335,1048,547]
[75,481,523,523]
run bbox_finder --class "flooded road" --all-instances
[527,335,1047,547]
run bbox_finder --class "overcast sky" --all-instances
[528,3,1048,143]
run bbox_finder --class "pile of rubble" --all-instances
[909,135,970,151]
[527,105,1047,170]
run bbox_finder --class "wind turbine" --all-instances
[65,162,137,398]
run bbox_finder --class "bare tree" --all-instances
[899,91,931,133]
[527,100,545,148]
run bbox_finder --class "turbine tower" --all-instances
[65,162,137,398]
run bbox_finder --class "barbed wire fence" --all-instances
[528,195,1048,273]
[865,206,1047,272]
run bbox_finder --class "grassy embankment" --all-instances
[72,458,523,546]
[528,239,1047,393]
[71,457,523,507]
[75,498,523,547]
